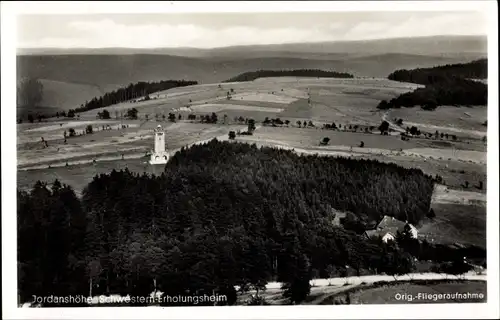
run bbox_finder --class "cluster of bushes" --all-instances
[297,120,315,128]
[323,123,338,130]
[18,141,436,306]
[97,109,111,119]
[263,117,290,126]
[229,120,256,138]
[199,113,218,124]
[125,108,138,120]
[232,116,255,125]
[402,126,458,142]
[378,59,488,110]
[224,69,354,83]
[321,123,376,134]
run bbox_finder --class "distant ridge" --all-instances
[224,69,354,83]
[16,47,210,57]
[17,35,487,57]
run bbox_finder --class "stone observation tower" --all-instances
[149,125,169,165]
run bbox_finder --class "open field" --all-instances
[404,148,485,164]
[432,184,487,205]
[418,202,487,248]
[230,92,300,104]
[190,103,284,113]
[387,106,488,133]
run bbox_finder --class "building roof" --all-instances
[376,215,407,230]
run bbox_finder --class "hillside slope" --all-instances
[16,79,111,118]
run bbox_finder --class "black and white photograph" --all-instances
[1,1,499,319]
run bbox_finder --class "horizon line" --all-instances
[17,34,488,51]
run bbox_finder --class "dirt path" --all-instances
[382,111,406,133]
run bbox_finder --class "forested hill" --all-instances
[387,59,487,85]
[18,140,485,306]
[378,59,488,110]
[224,69,354,82]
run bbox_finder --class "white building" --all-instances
[381,232,396,243]
[405,223,419,239]
[149,125,169,165]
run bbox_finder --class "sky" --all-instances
[17,11,487,49]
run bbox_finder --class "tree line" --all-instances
[224,69,354,83]
[378,59,488,110]
[17,141,441,306]
[74,80,198,113]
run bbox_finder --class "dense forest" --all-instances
[18,141,483,307]
[378,59,488,110]
[224,69,354,82]
[73,80,198,113]
[388,59,487,85]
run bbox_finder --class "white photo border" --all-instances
[2,1,498,319]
